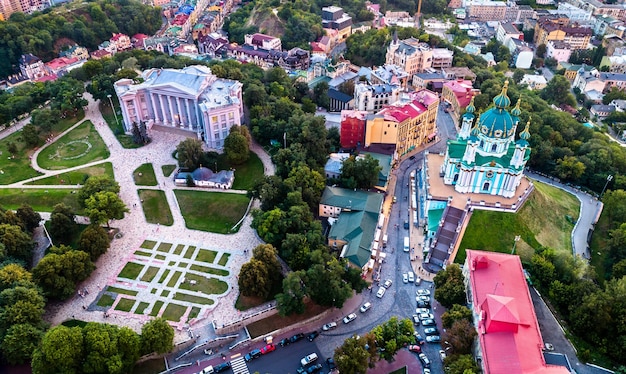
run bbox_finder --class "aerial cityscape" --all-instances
[0,0,625,373]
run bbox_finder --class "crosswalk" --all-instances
[230,356,250,374]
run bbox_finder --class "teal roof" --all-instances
[447,142,531,171]
[361,152,392,188]
[320,186,383,213]
[428,208,444,233]
[477,82,518,140]
[447,140,466,159]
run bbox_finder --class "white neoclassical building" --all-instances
[113,65,243,149]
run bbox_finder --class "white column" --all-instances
[167,96,176,126]
[159,95,168,125]
[151,93,160,122]
[186,99,193,130]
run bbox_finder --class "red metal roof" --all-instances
[466,250,570,374]
[378,99,427,123]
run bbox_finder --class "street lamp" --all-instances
[107,94,120,128]
[511,235,521,255]
[600,174,614,199]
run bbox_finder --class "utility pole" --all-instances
[416,0,423,28]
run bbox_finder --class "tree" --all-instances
[0,285,46,329]
[555,156,586,180]
[85,191,129,228]
[306,251,353,308]
[2,323,44,364]
[0,263,31,291]
[224,125,250,165]
[32,326,84,374]
[441,304,473,329]
[444,354,479,374]
[16,204,41,232]
[536,43,547,58]
[78,224,110,261]
[334,334,376,374]
[238,259,272,298]
[603,86,626,105]
[78,176,121,207]
[370,317,415,361]
[21,124,40,147]
[141,318,174,354]
[541,75,576,107]
[442,319,477,355]
[312,81,330,109]
[32,248,95,299]
[433,264,467,308]
[276,270,306,316]
[176,138,204,170]
[512,69,525,84]
[49,203,77,244]
[31,109,60,133]
[0,224,34,263]
[340,154,382,190]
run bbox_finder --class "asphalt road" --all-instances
[245,341,325,374]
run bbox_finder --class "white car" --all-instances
[412,314,420,323]
[198,366,214,374]
[408,272,415,283]
[301,353,318,367]
[416,295,431,303]
[403,273,408,283]
[439,349,447,361]
[415,277,422,286]
[376,287,386,298]
[416,308,430,315]
[343,313,357,324]
[383,279,393,288]
[419,313,434,320]
[322,322,337,331]
[417,289,431,296]
[360,302,372,313]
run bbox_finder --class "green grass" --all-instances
[173,292,214,305]
[174,190,250,234]
[196,249,217,263]
[167,271,182,287]
[190,264,229,276]
[100,102,142,149]
[134,250,151,257]
[133,163,157,186]
[158,270,170,284]
[179,273,228,295]
[141,240,157,249]
[61,319,88,328]
[162,164,177,177]
[183,246,196,259]
[138,189,173,226]
[26,162,114,185]
[155,254,166,260]
[115,298,135,312]
[149,300,164,317]
[188,306,200,320]
[97,294,115,307]
[161,290,170,297]
[135,302,149,315]
[235,294,266,311]
[590,211,610,283]
[168,261,176,266]
[157,243,172,253]
[161,303,186,322]
[178,262,188,268]
[150,289,157,294]
[217,253,230,266]
[456,181,579,264]
[140,266,160,282]
[118,262,144,280]
[106,286,138,296]
[37,120,110,170]
[173,244,184,255]
[0,188,81,212]
[229,152,264,190]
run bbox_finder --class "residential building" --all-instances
[600,53,626,73]
[464,0,507,21]
[328,89,354,112]
[320,186,384,269]
[496,22,523,46]
[0,0,46,19]
[611,99,626,112]
[386,35,433,76]
[553,2,592,22]
[520,74,548,90]
[441,67,477,82]
[572,67,604,95]
[590,104,616,118]
[594,14,623,36]
[90,49,113,60]
[534,18,592,50]
[197,32,229,57]
[244,33,282,51]
[324,153,351,179]
[464,250,571,374]
[443,82,531,198]
[340,110,368,149]
[601,72,626,91]
[506,38,534,69]
[44,57,85,77]
[412,72,446,91]
[546,41,572,64]
[354,82,402,112]
[110,33,132,52]
[431,48,454,69]
[228,45,310,71]
[18,53,45,80]
[113,65,243,149]
[370,64,409,88]
[505,3,535,24]
[166,14,191,39]
[59,45,89,60]
[559,62,595,81]
[607,23,626,39]
[174,166,234,189]
[365,89,440,158]
[571,0,626,21]
[441,78,480,124]
[603,35,626,57]
[322,6,352,42]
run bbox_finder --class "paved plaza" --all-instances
[6,93,275,342]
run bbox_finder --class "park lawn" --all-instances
[106,286,138,296]
[115,298,136,312]
[118,262,144,280]
[26,162,114,185]
[196,249,217,263]
[135,302,150,315]
[217,253,230,266]
[227,152,264,191]
[183,246,196,259]
[141,240,157,249]
[134,250,151,257]
[158,270,170,284]
[179,273,228,295]
[0,131,42,184]
[167,271,182,287]
[140,266,160,282]
[134,163,157,186]
[161,303,187,322]
[235,295,266,311]
[138,190,173,226]
[100,102,141,149]
[132,359,166,374]
[157,242,172,252]
[0,188,81,212]
[149,300,164,317]
[97,294,115,307]
[188,307,200,320]
[173,244,184,255]
[38,120,109,170]
[189,264,229,276]
[162,164,177,177]
[456,181,579,264]
[173,292,214,305]
[174,190,249,234]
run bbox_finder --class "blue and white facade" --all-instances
[441,81,531,198]
[114,65,243,149]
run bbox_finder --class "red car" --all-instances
[408,344,422,353]
[260,344,276,354]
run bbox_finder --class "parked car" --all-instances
[403,273,408,283]
[412,314,420,324]
[376,287,386,298]
[424,327,439,335]
[393,196,397,203]
[419,353,430,367]
[408,344,422,353]
[421,319,436,326]
[279,338,290,347]
[439,349,447,361]
[360,302,372,313]
[383,279,393,288]
[418,313,434,321]
[198,366,214,374]
[417,289,431,296]
[415,277,422,286]
[417,299,430,308]
[260,344,275,354]
[423,368,431,374]
[426,335,441,343]
[213,362,231,373]
[404,220,410,229]
[414,331,425,344]
[244,349,261,362]
[416,308,430,315]
[327,357,337,370]
[289,333,305,343]
[300,353,318,367]
[416,295,431,303]
[408,272,415,283]
[343,313,357,324]
[297,363,323,373]
[322,322,337,331]
[307,331,319,341]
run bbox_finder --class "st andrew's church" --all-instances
[441,80,532,198]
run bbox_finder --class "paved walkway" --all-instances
[10,92,276,343]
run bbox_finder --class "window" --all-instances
[482,181,490,191]
[229,112,234,119]
[491,144,497,152]
[211,116,218,123]
[453,174,459,183]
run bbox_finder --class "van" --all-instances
[403,237,410,252]
[382,234,388,248]
[408,271,415,283]
[198,366,214,374]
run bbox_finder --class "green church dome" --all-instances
[476,81,517,139]
[493,80,511,109]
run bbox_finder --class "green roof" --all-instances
[428,208,444,233]
[361,152,392,188]
[447,140,466,159]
